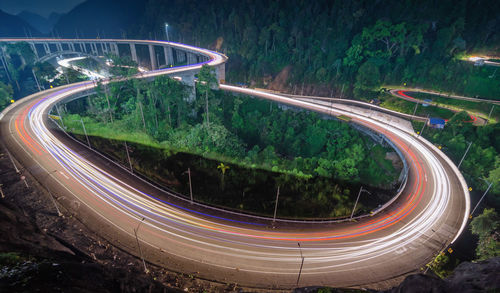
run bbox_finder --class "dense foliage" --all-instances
[0,43,86,106]
[422,112,500,207]
[130,0,500,98]
[63,66,399,187]
[471,208,500,260]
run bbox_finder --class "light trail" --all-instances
[0,39,470,288]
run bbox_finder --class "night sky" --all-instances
[0,0,85,17]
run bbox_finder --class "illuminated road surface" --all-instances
[0,39,469,289]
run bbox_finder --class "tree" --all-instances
[471,209,500,260]
[487,158,500,195]
[107,54,138,77]
[471,208,499,237]
[471,208,500,260]
[2,43,36,91]
[0,81,13,111]
[195,65,219,126]
[362,20,406,59]
[354,60,381,97]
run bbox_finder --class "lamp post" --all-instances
[296,242,304,287]
[457,141,472,169]
[165,23,170,42]
[470,178,494,217]
[350,186,371,220]
[134,217,149,274]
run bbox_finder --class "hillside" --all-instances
[127,0,500,98]
[52,0,145,38]
[0,10,41,37]
[17,11,61,34]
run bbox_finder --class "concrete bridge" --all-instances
[0,38,226,84]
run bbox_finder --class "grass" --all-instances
[60,114,317,179]
[378,92,456,120]
[407,91,499,123]
[0,252,26,266]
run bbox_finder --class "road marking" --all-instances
[59,171,70,179]
[395,247,407,254]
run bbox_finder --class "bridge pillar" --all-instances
[79,43,86,53]
[187,52,197,65]
[176,50,186,64]
[101,43,107,54]
[111,43,119,56]
[129,43,138,63]
[69,43,75,52]
[43,43,51,55]
[216,63,226,83]
[164,46,173,66]
[148,45,157,70]
[56,43,63,52]
[92,43,99,55]
[29,43,39,61]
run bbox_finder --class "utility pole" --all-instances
[32,68,41,91]
[0,49,12,83]
[411,102,419,121]
[5,148,19,173]
[296,242,304,287]
[205,90,209,125]
[470,178,493,217]
[418,115,429,137]
[124,141,133,173]
[80,119,91,148]
[56,105,65,128]
[45,170,63,217]
[104,83,113,123]
[165,23,170,42]
[457,141,472,169]
[487,105,495,124]
[187,168,193,203]
[350,186,371,220]
[339,84,345,99]
[273,186,280,222]
[46,184,63,217]
[134,217,149,274]
[0,184,4,198]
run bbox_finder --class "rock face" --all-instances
[446,257,500,293]
[384,257,500,293]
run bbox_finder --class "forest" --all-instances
[130,0,500,99]
[0,0,498,264]
[61,66,400,189]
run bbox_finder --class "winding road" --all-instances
[0,39,470,289]
[389,89,497,125]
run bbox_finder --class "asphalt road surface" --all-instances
[0,40,469,289]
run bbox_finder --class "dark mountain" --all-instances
[53,0,145,38]
[17,11,59,35]
[0,10,41,38]
[48,13,62,28]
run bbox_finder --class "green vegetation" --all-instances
[0,81,13,110]
[75,134,384,218]
[378,91,456,120]
[470,208,500,260]
[421,112,500,207]
[60,68,402,217]
[426,250,458,279]
[0,42,87,108]
[63,66,399,187]
[133,0,500,99]
[0,252,26,266]
[408,91,500,122]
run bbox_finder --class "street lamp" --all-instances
[470,178,494,217]
[164,23,170,42]
[350,186,371,220]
